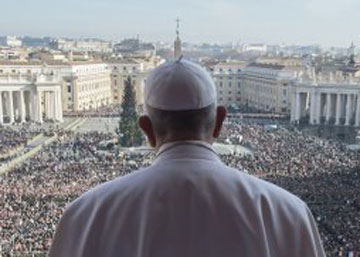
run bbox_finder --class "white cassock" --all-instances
[49,141,326,257]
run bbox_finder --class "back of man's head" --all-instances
[139,59,226,149]
[146,103,217,141]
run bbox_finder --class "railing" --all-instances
[0,74,59,83]
[297,76,360,86]
[0,74,34,83]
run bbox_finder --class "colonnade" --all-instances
[0,89,63,124]
[291,89,360,126]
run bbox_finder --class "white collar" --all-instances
[156,140,217,157]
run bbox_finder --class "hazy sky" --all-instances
[1,0,359,47]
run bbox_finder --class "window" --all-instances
[67,85,72,93]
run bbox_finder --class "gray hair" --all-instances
[146,104,217,138]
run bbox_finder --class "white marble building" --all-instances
[241,63,301,113]
[108,57,163,105]
[209,61,246,107]
[0,61,113,117]
[290,81,360,127]
[0,73,63,124]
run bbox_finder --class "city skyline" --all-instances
[1,0,360,47]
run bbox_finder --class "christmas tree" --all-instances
[117,76,143,147]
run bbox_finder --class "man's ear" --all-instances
[213,106,227,138]
[138,115,156,147]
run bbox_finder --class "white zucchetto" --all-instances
[144,58,217,111]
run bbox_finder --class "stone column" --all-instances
[56,89,63,122]
[345,94,352,126]
[33,92,38,122]
[48,92,53,120]
[335,93,342,125]
[51,92,56,120]
[325,93,332,123]
[290,91,296,122]
[44,91,54,120]
[47,92,51,120]
[8,91,14,124]
[295,92,301,122]
[29,91,36,122]
[316,92,322,124]
[311,91,321,125]
[44,92,48,119]
[19,91,26,123]
[0,92,3,124]
[36,90,43,123]
[50,92,55,120]
[355,94,360,127]
[310,91,316,124]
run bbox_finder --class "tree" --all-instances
[117,76,143,147]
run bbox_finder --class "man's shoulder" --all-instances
[66,162,307,223]
[223,165,307,215]
[65,166,153,215]
[74,163,306,209]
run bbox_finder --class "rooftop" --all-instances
[247,62,285,70]
[0,60,106,66]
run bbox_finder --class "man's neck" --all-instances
[155,137,214,153]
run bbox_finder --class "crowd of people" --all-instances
[0,126,40,162]
[0,121,359,256]
[220,121,360,256]
[0,130,153,256]
[0,127,37,155]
